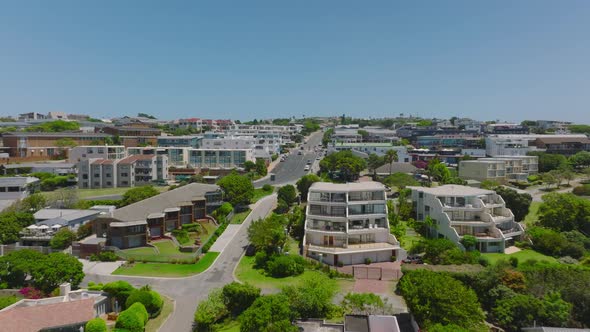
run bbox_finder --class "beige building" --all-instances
[459,155,538,183]
[78,154,168,189]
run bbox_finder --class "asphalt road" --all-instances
[82,194,277,332]
[255,131,324,187]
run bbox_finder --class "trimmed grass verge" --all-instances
[251,188,273,203]
[145,295,174,332]
[230,209,251,224]
[112,252,220,277]
[524,201,542,226]
[482,249,557,265]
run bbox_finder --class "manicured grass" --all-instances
[119,240,195,262]
[482,249,558,265]
[153,241,193,256]
[251,188,274,203]
[145,295,174,332]
[524,201,542,226]
[235,255,327,290]
[112,252,220,277]
[230,209,251,224]
[42,186,168,200]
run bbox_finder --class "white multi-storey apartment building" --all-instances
[303,182,404,266]
[409,185,524,253]
[77,155,168,189]
[67,145,126,163]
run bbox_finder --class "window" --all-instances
[106,173,111,178]
[106,181,112,186]
[121,173,128,177]
[94,173,100,178]
[82,174,88,180]
[419,192,423,198]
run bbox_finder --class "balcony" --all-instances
[307,224,346,232]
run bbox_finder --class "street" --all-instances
[255,131,324,187]
[82,194,278,332]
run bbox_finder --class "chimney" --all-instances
[59,283,71,296]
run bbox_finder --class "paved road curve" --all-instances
[83,194,277,332]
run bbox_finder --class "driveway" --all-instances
[82,194,277,332]
[81,259,123,275]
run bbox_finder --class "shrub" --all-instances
[115,302,148,332]
[85,318,107,332]
[266,255,305,278]
[90,251,119,262]
[254,250,269,269]
[19,287,44,299]
[558,256,579,264]
[172,229,190,245]
[102,281,135,308]
[125,289,163,318]
[572,184,590,196]
[221,282,261,316]
[262,184,273,192]
[364,258,372,265]
[49,228,77,249]
[182,223,200,233]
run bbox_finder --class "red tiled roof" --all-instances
[0,298,95,332]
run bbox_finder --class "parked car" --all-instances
[304,165,310,171]
[402,255,424,264]
[297,151,303,155]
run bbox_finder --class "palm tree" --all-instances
[384,149,398,175]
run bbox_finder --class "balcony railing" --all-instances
[307,224,346,232]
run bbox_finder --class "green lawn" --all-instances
[482,249,557,265]
[42,185,168,200]
[524,201,542,226]
[230,209,251,224]
[145,296,174,332]
[399,222,422,251]
[112,252,220,277]
[235,255,327,290]
[118,240,195,262]
[251,188,274,203]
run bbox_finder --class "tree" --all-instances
[0,249,45,288]
[218,172,255,206]
[382,173,419,189]
[19,193,47,213]
[247,214,287,254]
[398,270,485,330]
[287,206,305,241]
[49,228,77,249]
[384,149,398,175]
[277,185,297,206]
[0,211,35,244]
[538,193,590,234]
[222,282,261,316]
[85,318,107,332]
[296,174,320,202]
[319,150,366,182]
[282,273,337,319]
[244,160,256,172]
[495,187,532,222]
[194,288,228,331]
[255,158,268,176]
[541,171,558,189]
[32,252,84,293]
[102,281,135,309]
[239,294,297,332]
[528,152,568,172]
[569,151,590,169]
[367,153,385,178]
[492,292,571,332]
[119,186,160,207]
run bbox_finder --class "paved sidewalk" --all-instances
[209,224,241,252]
[81,259,123,275]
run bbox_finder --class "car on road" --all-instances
[402,255,424,264]
[306,160,312,165]
[304,165,310,171]
[297,151,302,155]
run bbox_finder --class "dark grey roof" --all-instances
[36,210,101,227]
[375,162,417,175]
[0,177,39,186]
[109,183,219,222]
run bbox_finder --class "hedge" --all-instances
[115,302,149,332]
[85,318,107,332]
[125,289,164,318]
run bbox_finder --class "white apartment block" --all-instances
[485,136,532,156]
[409,185,524,253]
[328,143,411,163]
[188,149,255,170]
[68,145,126,163]
[201,134,280,159]
[77,154,168,189]
[303,182,404,266]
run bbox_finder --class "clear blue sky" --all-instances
[1,1,589,122]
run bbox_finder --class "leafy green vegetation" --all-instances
[382,172,419,188]
[230,209,251,224]
[25,120,80,132]
[481,249,557,265]
[120,185,160,207]
[319,150,366,182]
[251,186,273,203]
[218,172,255,206]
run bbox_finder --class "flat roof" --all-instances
[310,181,385,192]
[0,177,39,186]
[408,184,493,196]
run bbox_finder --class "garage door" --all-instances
[150,227,161,237]
[128,235,143,248]
[111,237,122,248]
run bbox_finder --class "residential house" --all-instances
[409,185,524,253]
[0,177,40,200]
[0,284,109,332]
[303,182,404,266]
[93,183,222,249]
[0,132,111,159]
[458,160,507,183]
[187,148,255,170]
[532,136,590,156]
[77,154,168,189]
[68,145,126,163]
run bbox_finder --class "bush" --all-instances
[273,199,290,214]
[558,256,579,264]
[172,229,190,245]
[85,318,107,332]
[49,228,77,249]
[262,184,273,192]
[364,258,372,265]
[266,255,305,278]
[90,251,119,262]
[572,184,590,196]
[254,251,269,268]
[182,223,200,233]
[115,302,149,332]
[102,281,135,308]
[221,282,261,316]
[77,223,93,239]
[125,289,163,318]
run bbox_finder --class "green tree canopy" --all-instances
[194,288,228,331]
[282,273,337,319]
[319,150,366,182]
[239,294,297,332]
[0,211,35,244]
[296,174,320,202]
[538,192,590,233]
[247,214,287,254]
[120,186,160,207]
[217,172,255,206]
[31,252,85,293]
[495,187,532,222]
[221,282,261,316]
[528,151,568,172]
[277,185,297,206]
[49,228,77,249]
[398,270,485,330]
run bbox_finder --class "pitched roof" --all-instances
[109,183,219,222]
